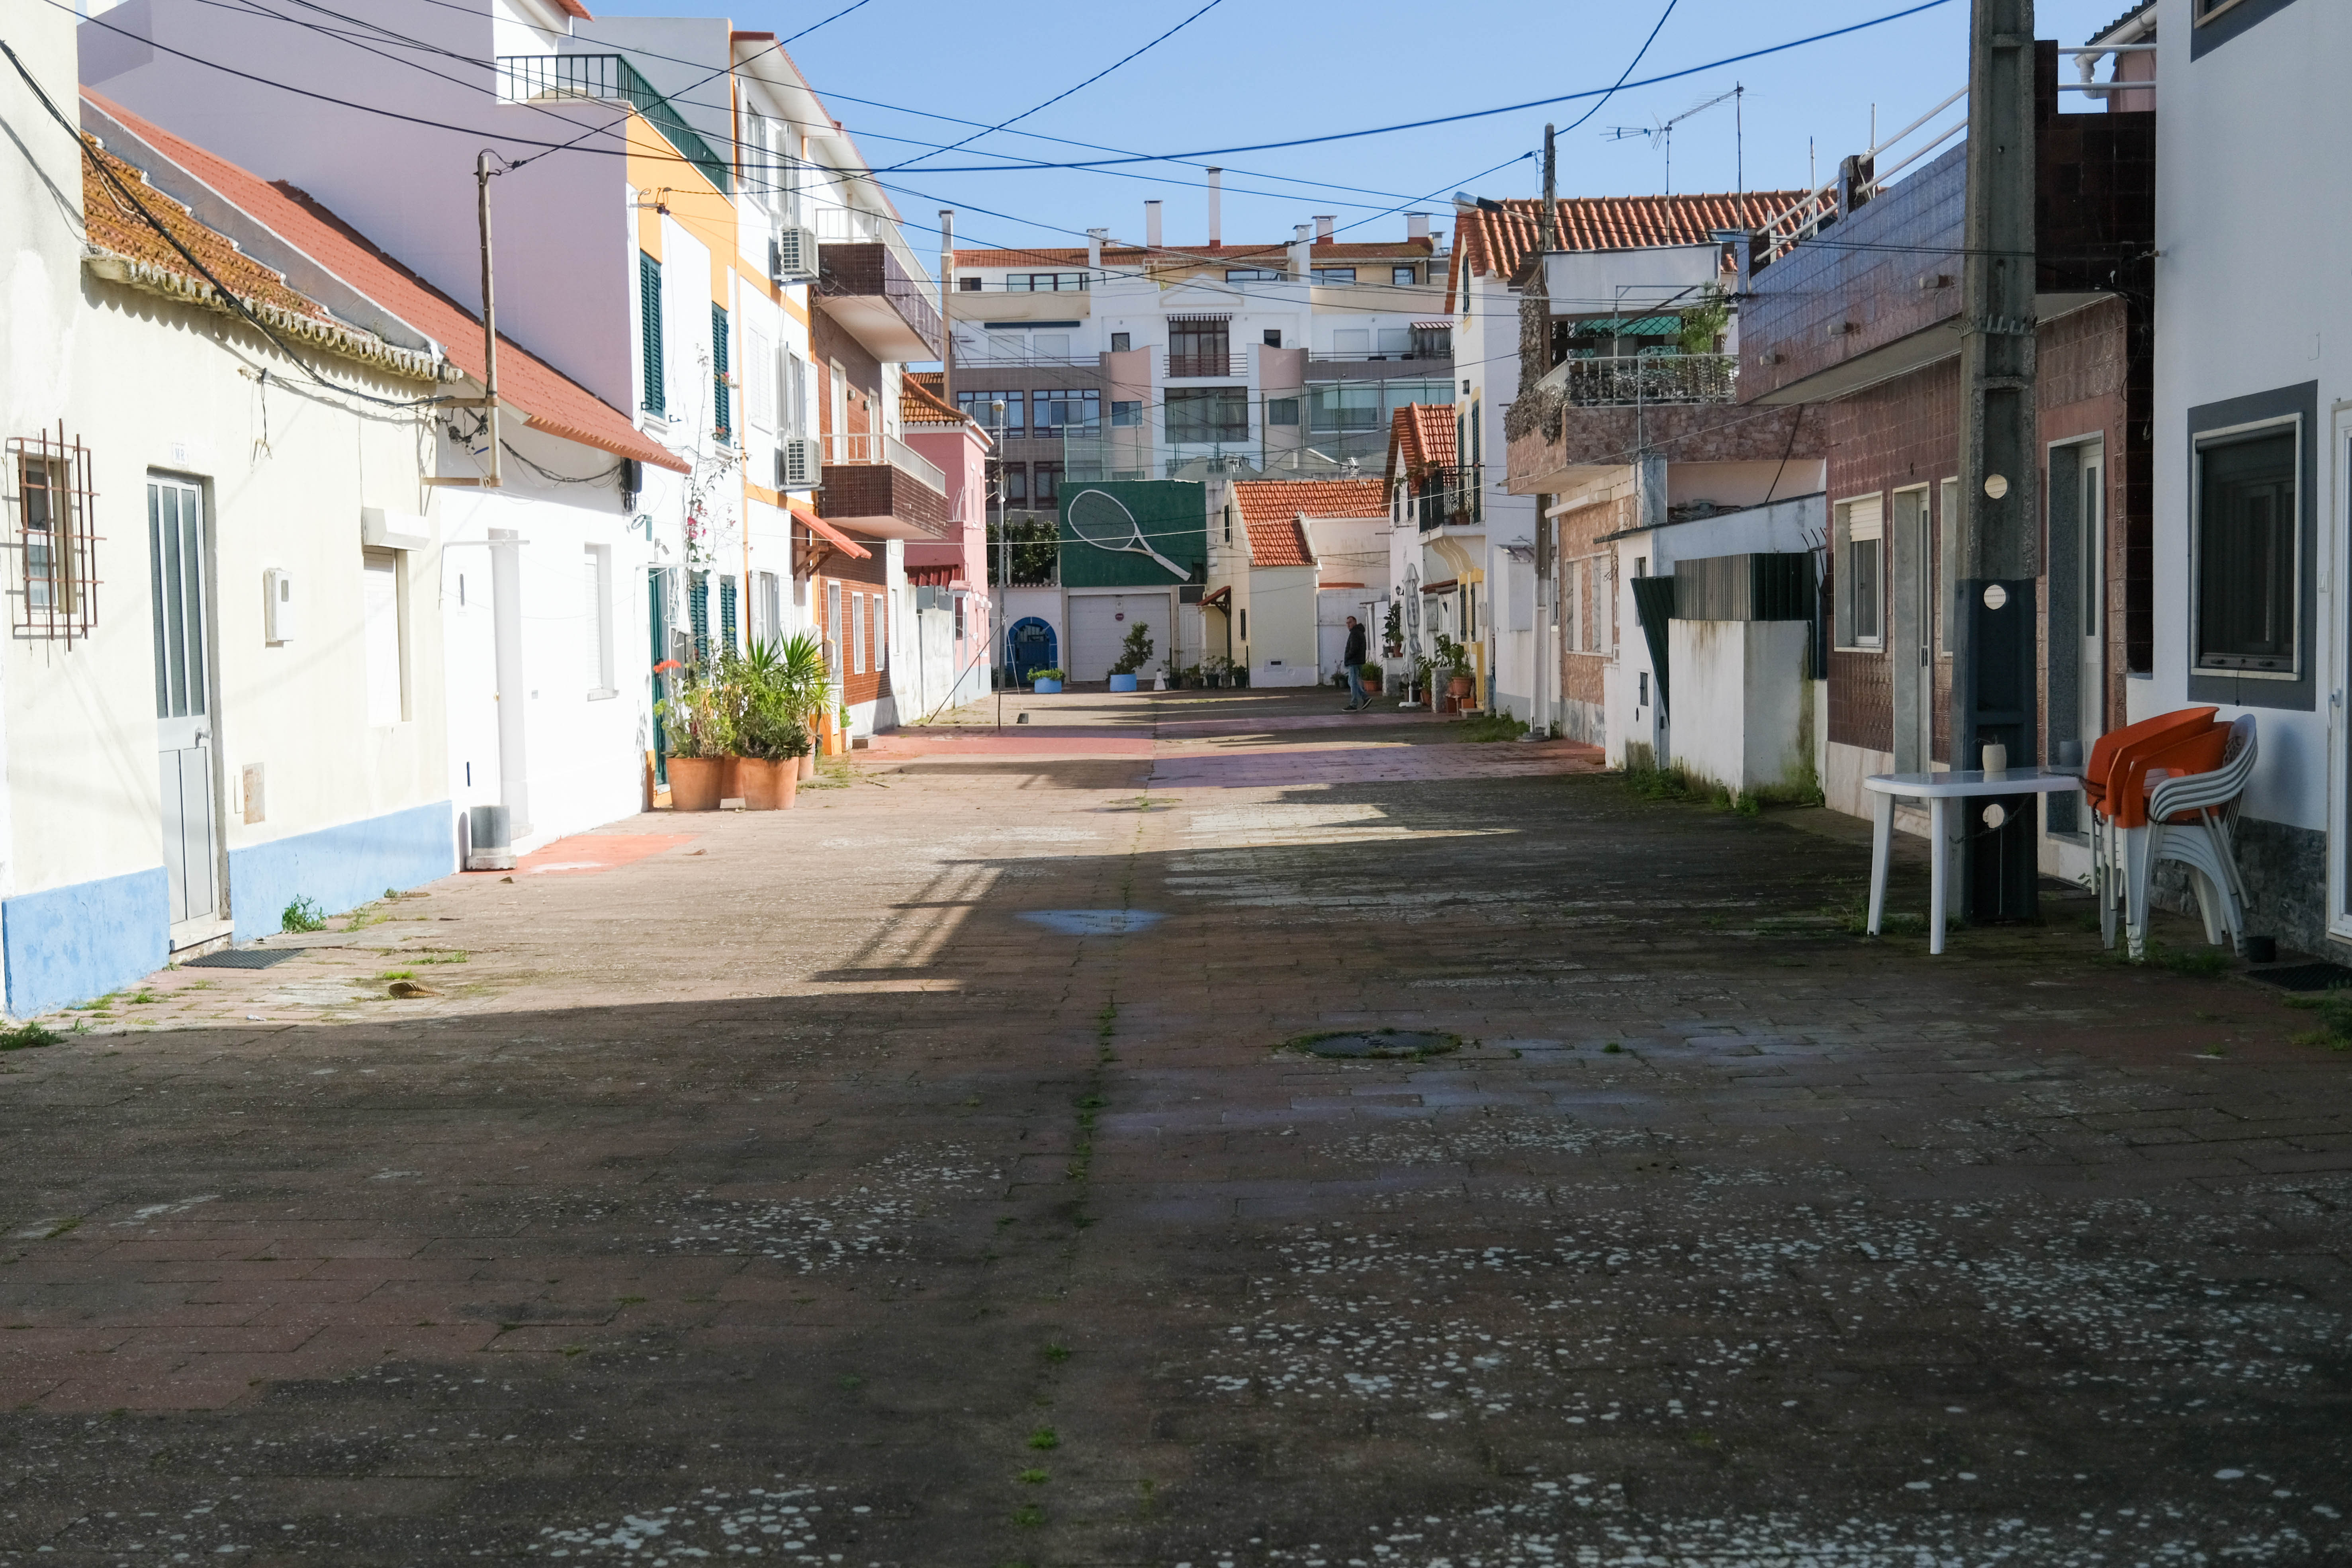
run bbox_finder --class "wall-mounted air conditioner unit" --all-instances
[779,437,824,489]
[773,226,821,284]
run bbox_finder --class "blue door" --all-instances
[1008,617,1057,682]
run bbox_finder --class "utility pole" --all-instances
[1953,0,2040,922]
[425,152,503,489]
[1533,125,1556,736]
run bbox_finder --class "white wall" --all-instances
[1669,621,1811,796]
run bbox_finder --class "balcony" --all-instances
[1165,351,1232,380]
[1538,353,1737,407]
[496,55,731,194]
[817,433,950,541]
[816,241,942,360]
[1410,466,1483,533]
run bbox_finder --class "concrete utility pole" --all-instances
[1533,124,1557,736]
[1953,0,2040,922]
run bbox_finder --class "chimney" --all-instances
[1290,223,1311,279]
[1145,199,1163,251]
[1086,226,1106,273]
[938,209,955,403]
[1314,215,1334,242]
[1206,167,1221,248]
[1406,211,1430,241]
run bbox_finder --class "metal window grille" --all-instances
[9,427,100,644]
[639,253,665,416]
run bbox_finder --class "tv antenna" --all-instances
[1605,83,1742,197]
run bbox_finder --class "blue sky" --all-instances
[625,0,2136,254]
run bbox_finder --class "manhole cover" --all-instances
[183,947,308,969]
[1286,1029,1460,1059]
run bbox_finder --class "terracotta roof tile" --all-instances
[1233,478,1387,568]
[81,145,333,323]
[1447,192,1805,308]
[900,371,966,425]
[86,91,686,474]
[951,238,1431,270]
[1385,403,1456,482]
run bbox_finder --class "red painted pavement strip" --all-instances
[511,832,699,877]
[868,733,1155,757]
[1149,740,1603,787]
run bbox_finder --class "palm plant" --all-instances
[773,632,833,727]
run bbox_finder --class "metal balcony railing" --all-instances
[496,55,731,194]
[1542,353,1737,407]
[1411,465,1484,532]
[823,431,946,495]
[1165,352,1232,380]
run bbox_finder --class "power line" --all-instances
[884,0,1227,173]
[1559,0,1679,136]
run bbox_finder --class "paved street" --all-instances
[2,691,2348,1566]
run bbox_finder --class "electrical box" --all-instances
[780,437,824,489]
[263,568,295,644]
[773,226,821,284]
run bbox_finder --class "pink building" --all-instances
[900,375,995,713]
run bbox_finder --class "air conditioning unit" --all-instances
[773,226,820,284]
[779,437,824,489]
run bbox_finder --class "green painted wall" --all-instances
[1057,481,1207,589]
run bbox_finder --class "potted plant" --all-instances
[1382,601,1404,659]
[1107,622,1153,693]
[655,662,735,810]
[1359,660,1383,695]
[1030,666,1066,694]
[1203,654,1231,689]
[1434,634,1473,711]
[731,640,810,809]
[771,632,831,781]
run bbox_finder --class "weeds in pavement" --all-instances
[1620,758,1822,813]
[1603,1042,1622,1054]
[1018,1469,1049,1485]
[281,896,327,933]
[1027,1428,1058,1450]
[1042,1343,1070,1362]
[0,1022,60,1051]
[2285,993,2352,1051]
[1454,713,1528,742]
[127,990,159,1005]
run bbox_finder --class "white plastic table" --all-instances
[1862,769,2085,953]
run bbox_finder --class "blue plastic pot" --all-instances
[1108,673,1138,693]
[1031,677,1063,693]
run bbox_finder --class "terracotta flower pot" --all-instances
[1448,675,1473,698]
[667,755,724,811]
[737,757,797,810]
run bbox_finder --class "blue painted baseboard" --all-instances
[227,800,456,942]
[2,867,170,1018]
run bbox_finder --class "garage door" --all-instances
[1068,592,1170,683]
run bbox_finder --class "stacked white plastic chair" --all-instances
[2121,714,2257,961]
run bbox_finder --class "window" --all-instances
[1834,494,1884,649]
[746,326,773,430]
[874,592,886,673]
[1033,462,1063,510]
[638,252,664,416]
[1265,397,1299,427]
[1165,386,1248,444]
[1006,272,1087,291]
[2195,425,2299,673]
[1110,331,1131,353]
[710,305,732,440]
[953,594,965,642]
[1937,477,1959,654]
[1111,400,1142,427]
[1035,390,1100,434]
[18,438,97,639]
[959,390,1023,435]
[720,574,738,656]
[1003,465,1029,507]
[362,548,406,724]
[959,276,983,290]
[1262,329,1283,348]
[785,352,807,436]
[1393,266,1416,287]
[758,572,781,644]
[1312,267,1357,284]
[851,592,867,673]
[1168,318,1229,378]
[1377,327,1411,356]
[1332,328,1371,356]
[584,546,613,695]
[824,580,841,672]
[1411,324,1452,359]
[1225,268,1280,282]
[828,360,847,439]
[1309,386,1380,432]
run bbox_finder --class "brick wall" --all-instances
[812,315,882,438]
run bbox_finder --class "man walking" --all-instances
[1341,615,1370,711]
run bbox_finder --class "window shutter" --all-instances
[690,572,710,664]
[719,575,738,654]
[711,303,731,440]
[639,253,665,416]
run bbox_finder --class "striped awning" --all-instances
[1411,319,1451,330]
[1168,312,1232,323]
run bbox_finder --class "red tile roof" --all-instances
[82,144,332,321]
[900,371,968,425]
[951,239,1432,270]
[1233,478,1387,568]
[1385,404,1456,483]
[1447,192,1804,309]
[86,91,686,474]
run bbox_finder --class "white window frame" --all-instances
[585,544,615,698]
[851,591,867,674]
[2190,412,2303,681]
[361,547,409,725]
[1937,476,1959,655]
[1833,493,1885,651]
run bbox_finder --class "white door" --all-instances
[148,478,219,934]
[2078,441,2106,753]
[1068,593,1166,683]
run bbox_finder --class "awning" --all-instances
[1419,578,1459,594]
[1199,585,1232,610]
[1570,314,1683,335]
[1168,312,1232,323]
[792,505,873,560]
[1411,319,1451,330]
[906,564,958,587]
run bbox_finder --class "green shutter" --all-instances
[711,303,731,440]
[639,253,665,417]
[648,568,669,782]
[689,572,710,665]
[720,575,738,654]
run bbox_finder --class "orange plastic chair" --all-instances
[2084,706,2216,816]
[2086,706,2218,949]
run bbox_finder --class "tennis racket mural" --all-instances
[1062,488,1188,579]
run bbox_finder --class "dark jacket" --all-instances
[1343,624,1367,666]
